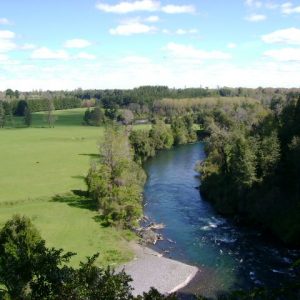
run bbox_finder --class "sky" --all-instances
[0,0,300,90]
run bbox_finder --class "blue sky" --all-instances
[0,0,300,90]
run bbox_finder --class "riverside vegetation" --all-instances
[198,94,300,246]
[0,86,300,298]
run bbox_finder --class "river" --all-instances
[143,142,299,298]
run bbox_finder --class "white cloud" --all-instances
[165,42,231,61]
[96,0,159,13]
[0,39,16,52]
[0,18,11,25]
[109,21,156,35]
[64,39,92,48]
[2,57,300,90]
[0,54,9,61]
[245,0,262,8]
[75,52,96,60]
[265,2,279,9]
[227,43,237,49]
[0,30,15,39]
[162,29,170,34]
[281,2,300,14]
[31,47,70,60]
[0,31,16,53]
[145,15,159,22]
[20,43,36,50]
[120,55,152,64]
[264,47,300,61]
[161,4,195,14]
[96,0,195,14]
[245,14,266,21]
[175,28,198,35]
[262,27,300,45]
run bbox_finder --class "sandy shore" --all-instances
[117,243,199,296]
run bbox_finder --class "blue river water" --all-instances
[143,143,299,297]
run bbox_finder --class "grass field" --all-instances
[0,108,142,266]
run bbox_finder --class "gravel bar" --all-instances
[117,243,199,296]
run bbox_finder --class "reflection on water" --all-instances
[143,143,299,297]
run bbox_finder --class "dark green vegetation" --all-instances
[86,125,146,227]
[0,215,177,300]
[130,117,197,163]
[198,94,300,246]
[83,107,134,126]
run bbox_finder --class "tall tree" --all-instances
[0,102,5,128]
[5,89,14,99]
[86,125,146,226]
[44,98,56,127]
[24,106,32,127]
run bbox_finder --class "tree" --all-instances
[5,89,14,99]
[14,90,20,99]
[0,215,135,300]
[83,107,105,126]
[149,121,174,150]
[0,215,44,298]
[118,109,134,125]
[15,100,28,116]
[86,125,146,227]
[0,102,5,128]
[44,98,56,127]
[129,130,155,162]
[24,106,32,127]
[228,134,257,189]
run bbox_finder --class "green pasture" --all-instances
[0,108,143,266]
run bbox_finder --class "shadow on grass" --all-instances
[51,190,111,227]
[71,175,86,180]
[51,190,97,211]
[93,215,111,227]
[66,190,132,229]
[79,153,99,158]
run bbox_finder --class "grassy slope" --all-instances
[0,108,139,267]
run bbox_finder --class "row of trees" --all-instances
[0,97,81,119]
[0,99,56,128]
[2,86,300,115]
[198,95,300,245]
[83,107,134,126]
[130,116,197,163]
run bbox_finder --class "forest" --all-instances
[198,94,300,246]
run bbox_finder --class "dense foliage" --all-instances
[0,215,177,300]
[83,106,134,126]
[83,107,106,126]
[86,125,146,227]
[198,95,300,245]
[130,118,197,163]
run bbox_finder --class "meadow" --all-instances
[0,108,139,266]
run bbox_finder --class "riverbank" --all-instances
[117,242,199,296]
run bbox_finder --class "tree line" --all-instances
[197,94,300,246]
[0,98,57,128]
[130,116,197,163]
[2,86,300,113]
